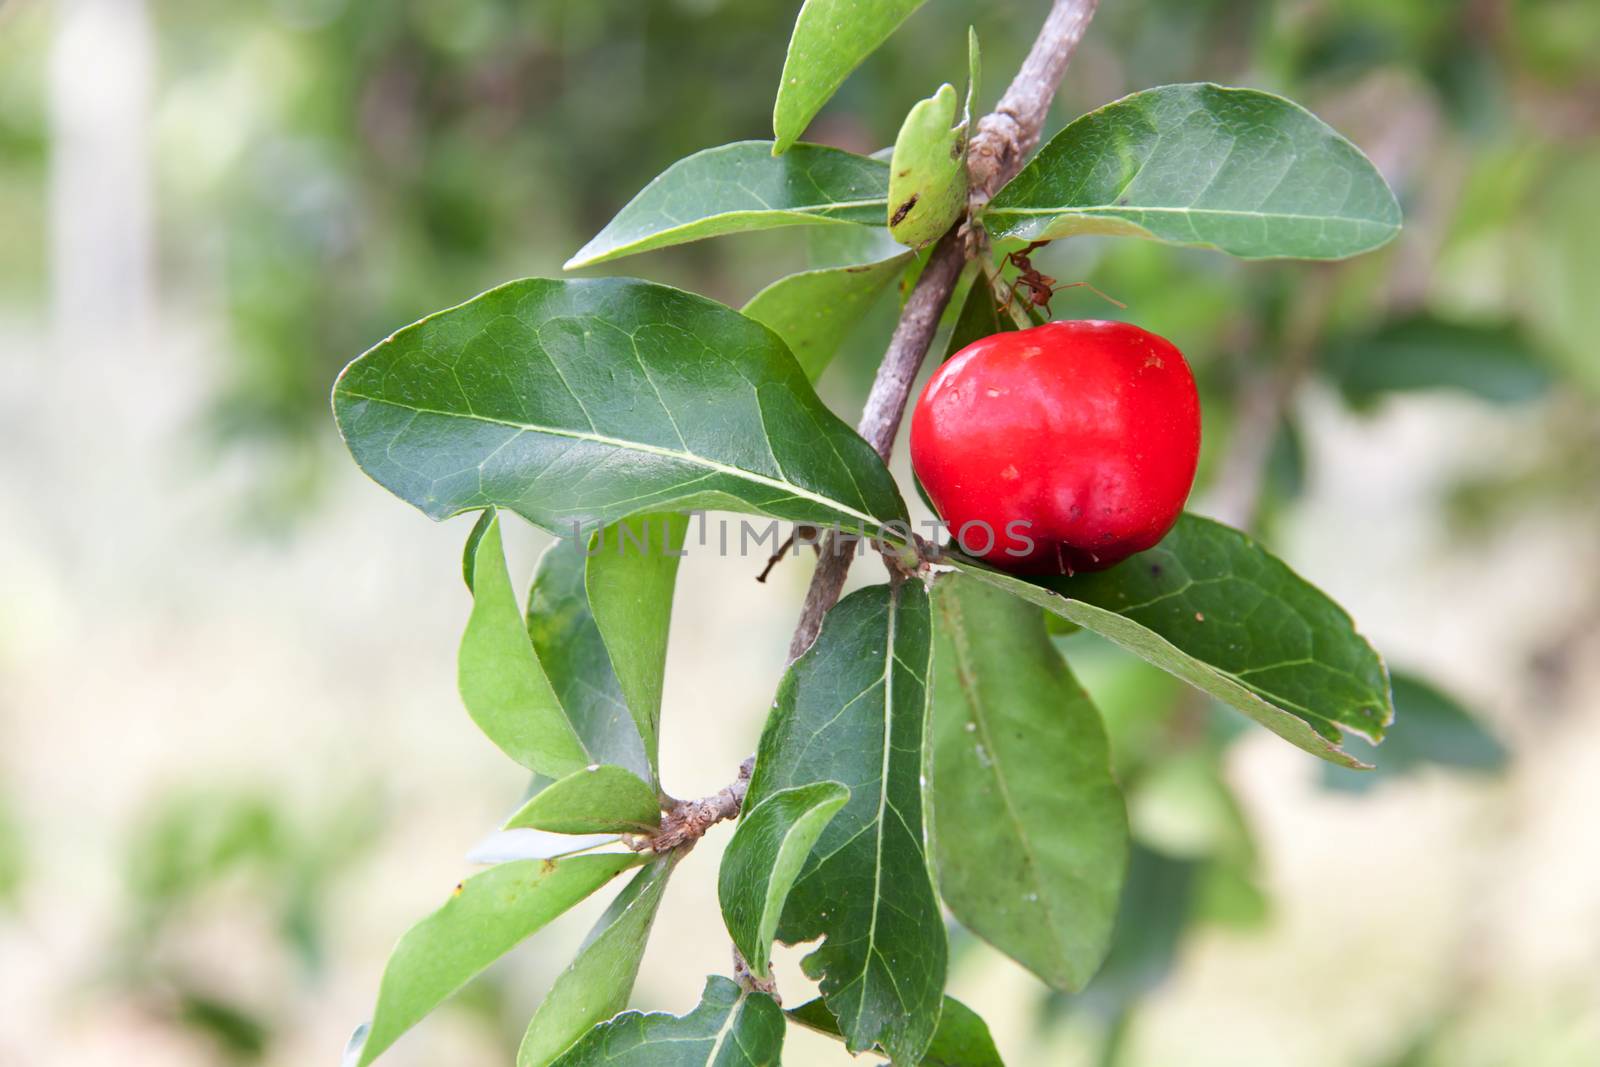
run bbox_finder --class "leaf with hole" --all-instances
[334,278,908,538]
[984,84,1401,260]
[772,0,930,153]
[945,514,1393,767]
[353,853,644,1067]
[888,83,968,248]
[744,583,944,1062]
[548,976,783,1067]
[931,574,1128,991]
[518,857,676,1067]
[718,780,849,980]
[565,144,889,268]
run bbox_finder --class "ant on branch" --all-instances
[996,240,1126,319]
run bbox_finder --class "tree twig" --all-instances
[787,0,1101,662]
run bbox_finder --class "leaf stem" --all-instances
[787,0,1101,662]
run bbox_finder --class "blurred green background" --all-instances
[1,0,1598,1064]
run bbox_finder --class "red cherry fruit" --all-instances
[910,319,1200,576]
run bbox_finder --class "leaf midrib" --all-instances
[701,990,749,1065]
[338,390,887,529]
[989,204,1398,226]
[938,592,1072,969]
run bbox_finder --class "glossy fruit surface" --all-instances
[909,319,1200,575]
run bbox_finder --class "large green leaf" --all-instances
[946,515,1392,768]
[1322,671,1507,793]
[519,857,676,1067]
[503,765,661,835]
[771,0,929,153]
[548,976,783,1067]
[930,575,1128,992]
[525,531,653,783]
[983,84,1401,260]
[460,511,592,778]
[718,781,850,980]
[354,853,643,1067]
[742,255,911,381]
[334,278,907,536]
[564,144,889,268]
[744,583,944,1063]
[888,82,968,248]
[1324,314,1553,407]
[584,513,689,773]
[789,995,1004,1067]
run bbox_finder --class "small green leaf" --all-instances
[931,575,1128,992]
[888,83,969,248]
[943,274,1010,359]
[744,583,945,1063]
[565,143,889,268]
[518,857,676,1067]
[334,278,908,537]
[742,255,912,381]
[460,511,591,777]
[789,995,1004,1067]
[983,84,1401,260]
[1322,671,1507,793]
[585,514,690,773]
[718,781,850,979]
[772,0,930,153]
[964,28,981,125]
[355,853,643,1067]
[548,976,783,1067]
[526,534,653,783]
[1324,314,1553,407]
[946,515,1393,768]
[503,766,661,835]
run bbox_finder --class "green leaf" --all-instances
[334,278,908,536]
[718,781,850,979]
[983,84,1401,260]
[772,0,930,153]
[503,766,661,835]
[564,143,889,268]
[1324,314,1553,407]
[964,28,981,126]
[945,515,1393,768]
[789,995,1004,1067]
[519,857,676,1067]
[930,575,1128,992]
[943,274,1010,359]
[1322,671,1507,793]
[742,255,912,381]
[548,976,783,1067]
[460,511,592,777]
[744,583,944,1062]
[585,513,689,773]
[526,533,653,783]
[888,83,968,248]
[354,853,643,1067]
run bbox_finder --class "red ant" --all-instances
[997,240,1125,318]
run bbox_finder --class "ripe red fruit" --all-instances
[909,319,1200,576]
